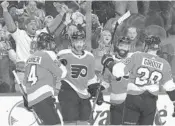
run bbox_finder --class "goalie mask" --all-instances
[144,35,161,52]
[37,32,56,51]
[114,36,131,58]
[70,29,86,53]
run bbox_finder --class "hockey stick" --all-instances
[12,70,43,125]
[111,11,131,46]
[89,73,103,125]
[89,11,131,125]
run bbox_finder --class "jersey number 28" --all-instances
[135,67,162,85]
[28,65,38,86]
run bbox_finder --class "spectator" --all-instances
[79,1,87,15]
[0,19,16,92]
[71,11,86,27]
[43,15,54,27]
[112,1,138,16]
[1,0,71,92]
[93,30,113,71]
[52,1,80,51]
[92,1,115,25]
[126,27,138,52]
[1,0,69,62]
[125,26,145,52]
[22,1,46,29]
[91,13,102,49]
[45,1,79,17]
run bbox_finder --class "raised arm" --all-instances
[53,12,72,37]
[47,4,70,34]
[1,1,17,33]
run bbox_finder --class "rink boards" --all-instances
[0,94,174,126]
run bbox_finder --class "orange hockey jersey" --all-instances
[57,49,98,99]
[24,50,67,107]
[112,51,174,96]
[103,55,130,104]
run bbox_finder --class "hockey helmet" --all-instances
[36,32,56,51]
[144,35,161,51]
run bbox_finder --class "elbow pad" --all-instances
[167,90,175,101]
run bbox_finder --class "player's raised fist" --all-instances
[1,0,9,10]
[101,54,114,67]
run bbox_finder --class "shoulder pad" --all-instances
[128,51,142,57]
[57,49,72,56]
[84,50,94,58]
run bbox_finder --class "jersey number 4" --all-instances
[135,67,163,85]
[28,65,38,86]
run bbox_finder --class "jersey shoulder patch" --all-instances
[122,57,132,65]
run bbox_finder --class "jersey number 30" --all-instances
[28,65,38,86]
[135,67,162,85]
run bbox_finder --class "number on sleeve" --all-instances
[28,65,38,86]
[135,67,162,85]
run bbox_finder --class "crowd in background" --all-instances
[0,0,175,93]
[0,0,87,93]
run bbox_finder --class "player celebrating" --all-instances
[57,27,106,125]
[23,32,67,125]
[102,36,131,125]
[101,35,175,125]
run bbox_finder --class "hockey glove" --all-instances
[23,96,32,112]
[101,54,115,73]
[16,61,25,72]
[88,83,105,97]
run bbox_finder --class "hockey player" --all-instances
[102,36,131,125]
[101,35,175,125]
[57,28,106,125]
[23,32,67,125]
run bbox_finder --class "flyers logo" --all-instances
[122,58,131,65]
[71,64,87,78]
